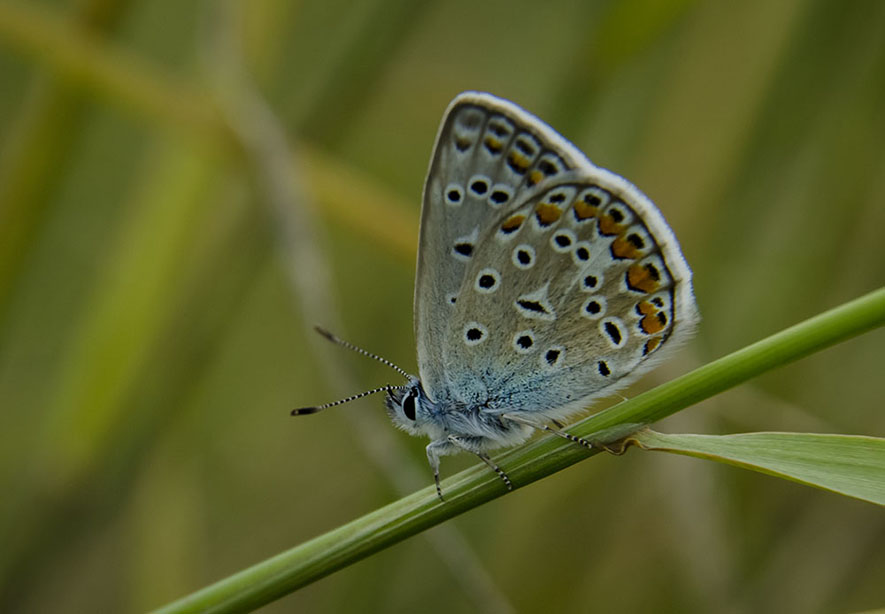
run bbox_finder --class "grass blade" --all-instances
[628,430,885,505]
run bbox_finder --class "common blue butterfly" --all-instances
[294,92,698,499]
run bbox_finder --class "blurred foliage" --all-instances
[0,0,883,613]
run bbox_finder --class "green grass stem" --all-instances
[153,286,885,613]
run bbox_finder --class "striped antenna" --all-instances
[292,384,401,415]
[313,325,410,379]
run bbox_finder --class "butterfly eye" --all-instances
[402,392,417,421]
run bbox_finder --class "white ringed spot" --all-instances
[512,244,535,269]
[467,174,491,198]
[580,296,607,320]
[463,322,489,346]
[444,183,463,206]
[512,330,535,354]
[474,268,501,294]
[599,317,627,348]
[488,184,513,208]
[541,345,566,369]
[551,229,576,253]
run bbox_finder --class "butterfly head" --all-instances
[385,376,434,436]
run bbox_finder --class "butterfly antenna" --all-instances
[313,325,410,379]
[291,384,402,416]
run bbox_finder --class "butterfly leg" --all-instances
[425,440,448,501]
[447,435,513,492]
[502,413,594,451]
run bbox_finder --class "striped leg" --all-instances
[502,413,593,451]
[447,435,513,492]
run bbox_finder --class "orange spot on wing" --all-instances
[535,203,562,226]
[527,169,544,186]
[573,199,598,220]
[598,212,625,236]
[636,300,656,315]
[507,151,530,174]
[627,263,660,293]
[455,137,472,151]
[643,337,662,355]
[500,214,525,233]
[611,235,642,260]
[484,136,503,153]
[640,313,666,335]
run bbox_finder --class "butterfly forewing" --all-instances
[415,93,592,402]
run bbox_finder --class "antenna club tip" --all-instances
[313,325,334,341]
[291,407,317,416]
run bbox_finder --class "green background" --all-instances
[1,0,883,612]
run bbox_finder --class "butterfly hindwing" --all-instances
[442,175,696,420]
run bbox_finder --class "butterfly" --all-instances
[294,92,698,500]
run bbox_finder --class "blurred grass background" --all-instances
[1,0,884,612]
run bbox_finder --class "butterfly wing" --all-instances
[415,92,592,402]
[443,171,698,419]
